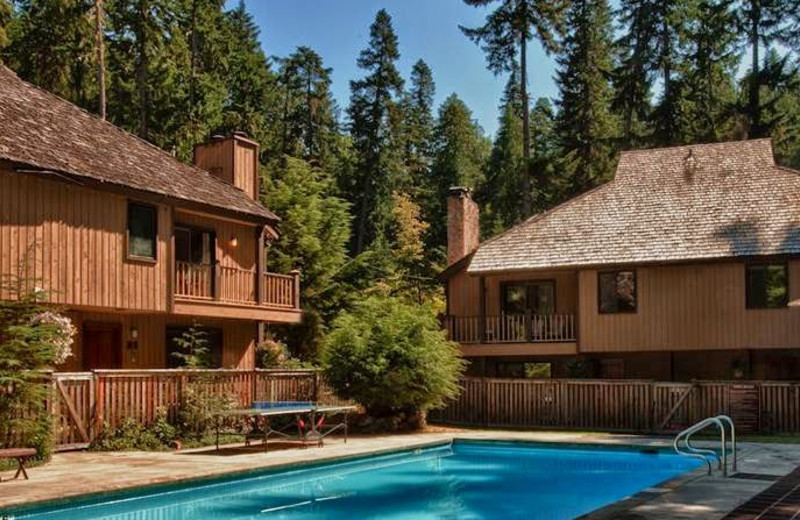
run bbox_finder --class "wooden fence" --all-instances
[429,377,800,435]
[35,369,344,450]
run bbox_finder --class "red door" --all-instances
[82,323,122,370]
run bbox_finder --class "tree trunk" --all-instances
[749,3,761,137]
[520,31,532,218]
[136,0,149,140]
[94,0,106,120]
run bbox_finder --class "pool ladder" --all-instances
[673,415,736,477]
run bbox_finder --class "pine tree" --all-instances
[612,0,660,148]
[219,1,277,148]
[106,0,176,141]
[554,0,619,194]
[7,0,96,109]
[529,98,562,209]
[0,0,14,61]
[737,0,796,137]
[740,49,800,164]
[262,156,351,359]
[402,59,436,191]
[276,46,337,164]
[649,0,691,145]
[428,94,490,252]
[461,0,568,218]
[479,72,524,235]
[346,9,405,254]
[682,0,739,143]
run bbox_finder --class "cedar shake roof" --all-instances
[467,139,800,274]
[0,65,277,222]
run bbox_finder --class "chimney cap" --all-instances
[210,134,225,141]
[449,186,473,197]
[232,130,248,138]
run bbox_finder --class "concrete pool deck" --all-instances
[1,429,799,519]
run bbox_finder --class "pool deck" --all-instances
[1,429,800,519]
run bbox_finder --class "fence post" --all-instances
[313,371,320,403]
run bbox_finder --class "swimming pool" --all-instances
[3,441,703,520]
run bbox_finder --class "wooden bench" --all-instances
[0,448,36,482]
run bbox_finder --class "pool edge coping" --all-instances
[0,435,747,516]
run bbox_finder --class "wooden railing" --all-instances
[174,263,300,310]
[174,261,213,299]
[262,271,298,308]
[444,314,576,343]
[219,265,256,303]
[430,378,796,434]
[30,369,347,449]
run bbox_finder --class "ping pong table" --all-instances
[214,401,356,451]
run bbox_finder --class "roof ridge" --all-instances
[618,138,773,157]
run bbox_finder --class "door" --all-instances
[82,323,122,370]
[502,281,556,315]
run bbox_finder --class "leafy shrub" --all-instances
[257,334,313,369]
[321,294,465,423]
[0,271,75,461]
[91,408,176,451]
[177,379,237,441]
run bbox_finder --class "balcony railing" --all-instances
[174,262,299,310]
[444,314,576,344]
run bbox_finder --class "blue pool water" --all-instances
[4,441,703,520]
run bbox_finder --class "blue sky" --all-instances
[236,0,560,138]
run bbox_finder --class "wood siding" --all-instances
[0,167,170,311]
[60,311,256,371]
[578,260,800,353]
[192,136,259,200]
[447,269,578,316]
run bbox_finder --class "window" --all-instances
[501,281,555,315]
[746,264,788,309]
[598,270,637,313]
[174,226,214,265]
[128,203,157,260]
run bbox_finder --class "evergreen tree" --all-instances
[461,0,568,217]
[218,1,277,148]
[263,156,351,360]
[682,0,739,143]
[736,0,795,137]
[554,0,619,194]
[276,46,337,164]
[479,72,523,235]
[649,0,691,145]
[106,0,177,141]
[529,98,562,208]
[7,0,96,109]
[346,9,405,254]
[428,94,490,251]
[740,49,800,164]
[402,59,436,191]
[0,1,13,61]
[612,0,659,148]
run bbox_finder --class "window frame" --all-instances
[126,201,158,262]
[500,279,557,315]
[597,269,638,314]
[745,262,789,310]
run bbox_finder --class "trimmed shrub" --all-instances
[321,294,465,425]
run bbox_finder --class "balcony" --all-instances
[444,314,577,357]
[173,261,301,322]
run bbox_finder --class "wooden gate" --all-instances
[52,372,94,450]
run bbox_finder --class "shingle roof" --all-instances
[0,65,277,221]
[468,139,800,274]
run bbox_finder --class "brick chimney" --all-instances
[447,186,480,265]
[193,131,260,200]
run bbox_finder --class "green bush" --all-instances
[91,408,176,451]
[321,294,465,422]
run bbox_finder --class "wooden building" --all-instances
[442,139,800,381]
[0,65,301,371]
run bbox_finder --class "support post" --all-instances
[255,226,265,305]
[479,276,486,343]
[290,269,301,309]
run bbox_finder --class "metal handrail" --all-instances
[673,415,736,477]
